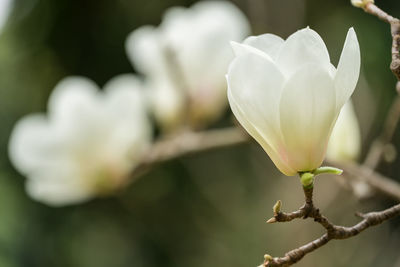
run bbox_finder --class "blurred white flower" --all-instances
[0,0,13,34]
[227,27,360,176]
[126,1,250,130]
[327,100,361,162]
[8,75,152,206]
[351,0,374,8]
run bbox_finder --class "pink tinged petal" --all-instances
[226,51,296,175]
[280,63,337,172]
[228,89,296,176]
[276,27,331,77]
[243,34,284,60]
[334,27,361,109]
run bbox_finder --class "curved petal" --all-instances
[8,115,67,175]
[125,25,170,77]
[48,76,100,124]
[26,171,92,207]
[226,51,299,175]
[243,34,284,60]
[145,75,185,132]
[327,100,361,161]
[103,74,148,121]
[228,89,296,176]
[160,0,250,96]
[276,27,331,77]
[280,63,337,172]
[334,27,361,109]
[230,41,273,61]
[102,74,152,163]
[227,51,285,145]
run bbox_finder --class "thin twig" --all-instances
[330,160,400,201]
[363,95,400,169]
[358,3,400,171]
[261,184,400,267]
[363,3,400,80]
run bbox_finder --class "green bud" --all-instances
[264,254,273,261]
[300,172,314,188]
[313,166,343,176]
[273,200,282,214]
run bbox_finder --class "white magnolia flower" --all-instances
[327,100,361,162]
[9,75,152,206]
[227,27,360,176]
[126,1,250,130]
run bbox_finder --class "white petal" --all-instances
[190,1,250,38]
[276,27,331,77]
[160,0,250,122]
[125,25,170,78]
[227,52,284,140]
[8,115,67,175]
[280,63,337,172]
[226,51,298,175]
[228,89,296,176]
[102,74,152,164]
[327,100,361,161]
[26,171,92,207]
[103,74,148,121]
[243,34,284,60]
[48,76,100,125]
[230,41,273,61]
[0,0,12,34]
[148,78,186,131]
[334,28,361,109]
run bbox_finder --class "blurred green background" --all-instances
[1,0,400,266]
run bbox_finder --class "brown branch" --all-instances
[129,127,249,179]
[330,160,400,202]
[359,3,400,170]
[363,3,400,80]
[363,95,400,169]
[261,184,400,267]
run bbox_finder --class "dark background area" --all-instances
[0,0,399,266]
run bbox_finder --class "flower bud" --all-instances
[327,100,361,162]
[351,0,374,8]
[227,27,360,175]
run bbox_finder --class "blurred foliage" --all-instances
[0,0,399,266]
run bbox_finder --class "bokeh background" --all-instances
[1,0,400,266]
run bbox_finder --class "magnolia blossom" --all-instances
[227,27,360,176]
[126,1,250,130]
[327,100,361,162]
[8,75,152,206]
